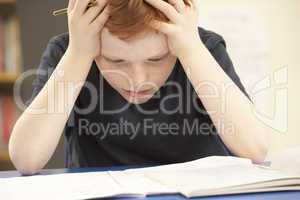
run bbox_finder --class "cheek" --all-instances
[150,61,176,86]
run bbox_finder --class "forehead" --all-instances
[101,28,169,59]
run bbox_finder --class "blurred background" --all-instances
[0,0,299,170]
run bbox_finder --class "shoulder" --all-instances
[36,32,70,72]
[39,32,70,67]
[47,32,69,52]
[197,26,226,50]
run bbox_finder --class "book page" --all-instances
[125,156,252,173]
[141,164,300,197]
[1,156,298,199]
[0,171,141,200]
[109,170,177,195]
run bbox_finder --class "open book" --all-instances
[1,156,300,199]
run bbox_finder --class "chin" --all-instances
[126,97,152,104]
[118,90,154,105]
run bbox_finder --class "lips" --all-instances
[123,89,152,97]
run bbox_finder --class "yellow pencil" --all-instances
[52,0,97,16]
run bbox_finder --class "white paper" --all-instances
[1,156,299,199]
[0,171,140,200]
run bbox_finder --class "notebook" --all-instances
[1,156,300,199]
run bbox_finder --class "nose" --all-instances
[130,66,149,91]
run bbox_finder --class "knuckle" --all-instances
[68,12,75,20]
[69,13,78,22]
[163,4,171,12]
[89,24,98,33]
[96,19,105,28]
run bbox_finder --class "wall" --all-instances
[198,0,300,157]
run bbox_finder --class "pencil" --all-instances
[52,0,97,16]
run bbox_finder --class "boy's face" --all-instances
[95,28,177,104]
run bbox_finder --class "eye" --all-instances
[148,58,163,62]
[148,52,169,62]
[105,57,124,64]
[111,60,124,64]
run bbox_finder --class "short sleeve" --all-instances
[25,36,66,106]
[209,37,252,102]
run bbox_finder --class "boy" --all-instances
[9,0,268,174]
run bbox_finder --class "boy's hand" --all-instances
[144,0,201,58]
[67,0,110,60]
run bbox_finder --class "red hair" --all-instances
[105,0,191,40]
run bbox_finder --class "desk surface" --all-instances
[1,166,300,200]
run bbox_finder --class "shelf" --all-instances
[0,73,19,84]
[0,0,15,4]
[0,0,16,16]
[0,149,9,161]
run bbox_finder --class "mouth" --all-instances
[122,88,153,98]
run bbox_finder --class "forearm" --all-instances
[9,49,93,174]
[178,41,269,163]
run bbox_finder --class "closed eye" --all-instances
[148,52,170,62]
[103,52,169,63]
[104,57,125,63]
[111,60,124,63]
[148,58,164,62]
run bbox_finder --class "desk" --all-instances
[1,167,300,200]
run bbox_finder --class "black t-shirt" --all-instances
[27,27,251,168]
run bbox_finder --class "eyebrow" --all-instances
[103,51,170,62]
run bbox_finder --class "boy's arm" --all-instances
[9,39,92,175]
[9,0,110,175]
[178,39,270,163]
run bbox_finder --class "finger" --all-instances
[74,0,91,16]
[168,0,186,13]
[68,0,77,11]
[144,0,180,23]
[188,0,198,10]
[148,20,174,34]
[84,0,108,24]
[90,5,110,32]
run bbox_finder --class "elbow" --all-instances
[14,164,41,176]
[250,142,269,164]
[252,126,271,164]
[14,155,43,175]
[237,143,269,164]
[249,130,270,164]
[244,125,270,164]
[9,152,42,175]
[236,135,269,164]
[9,139,42,175]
